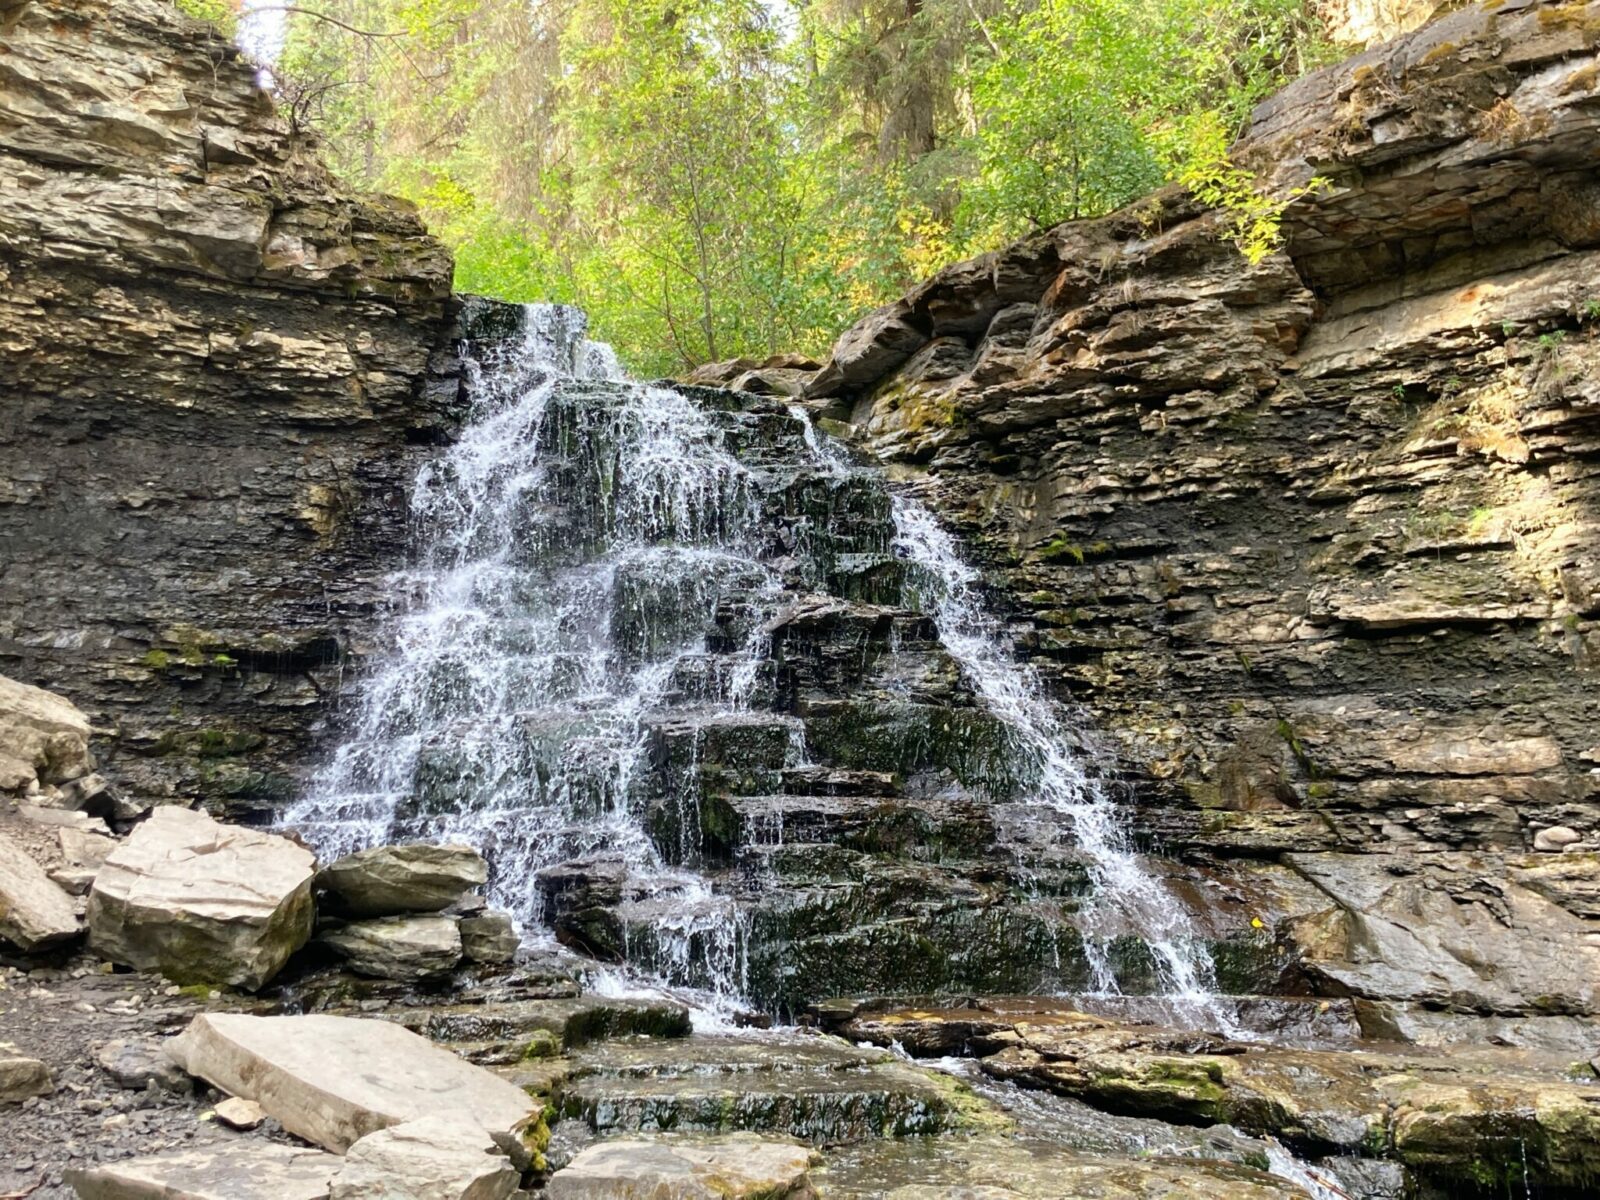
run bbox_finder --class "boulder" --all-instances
[0,672,92,794]
[322,914,463,981]
[87,806,315,990]
[318,844,487,917]
[459,911,518,966]
[165,1013,539,1159]
[1534,826,1583,853]
[0,830,80,949]
[331,1116,521,1200]
[545,1134,819,1200]
[95,1037,190,1092]
[65,1142,340,1200]
[0,1054,52,1103]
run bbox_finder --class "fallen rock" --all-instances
[0,830,81,949]
[1534,825,1583,853]
[95,1037,190,1092]
[166,1013,539,1158]
[214,1095,265,1130]
[0,1054,52,1103]
[459,911,518,966]
[65,1141,340,1200]
[318,843,487,917]
[322,914,463,981]
[545,1134,819,1199]
[87,806,315,990]
[0,672,92,794]
[331,1115,520,1200]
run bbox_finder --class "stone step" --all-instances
[781,766,900,797]
[397,995,692,1062]
[698,794,992,861]
[555,1033,974,1141]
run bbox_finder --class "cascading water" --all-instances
[287,301,1225,1021]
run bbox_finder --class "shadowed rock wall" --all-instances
[0,0,470,815]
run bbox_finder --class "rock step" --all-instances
[401,995,692,1059]
[700,794,990,860]
[556,1033,973,1142]
[781,766,900,797]
[66,1142,342,1200]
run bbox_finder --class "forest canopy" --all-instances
[250,0,1336,374]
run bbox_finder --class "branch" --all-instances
[246,6,409,39]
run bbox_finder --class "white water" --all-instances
[287,300,1229,1025]
[889,497,1227,1015]
[283,304,762,1008]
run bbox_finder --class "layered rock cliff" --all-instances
[802,0,1600,1028]
[0,0,468,816]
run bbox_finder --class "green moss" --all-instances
[521,1029,561,1060]
[142,649,172,670]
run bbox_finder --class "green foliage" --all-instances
[175,0,238,37]
[272,0,1332,370]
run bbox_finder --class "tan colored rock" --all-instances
[166,1013,538,1158]
[87,806,315,990]
[318,844,487,917]
[0,673,91,793]
[65,1142,339,1200]
[322,914,463,982]
[546,1134,819,1200]
[458,911,519,966]
[331,1116,520,1200]
[0,1054,52,1103]
[1535,825,1583,853]
[0,830,81,950]
[213,1095,264,1129]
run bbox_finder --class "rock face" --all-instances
[319,844,488,916]
[0,0,475,819]
[807,0,1600,1022]
[0,829,80,949]
[87,806,315,989]
[166,1013,539,1158]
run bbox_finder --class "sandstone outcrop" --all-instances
[318,843,488,916]
[0,0,474,819]
[87,806,315,989]
[803,0,1600,1021]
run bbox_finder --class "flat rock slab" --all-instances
[167,1013,538,1156]
[87,806,315,990]
[546,1133,819,1200]
[65,1141,340,1200]
[331,1115,520,1200]
[318,843,487,916]
[0,830,80,949]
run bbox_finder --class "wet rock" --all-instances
[318,844,488,917]
[0,1055,52,1104]
[545,1133,819,1200]
[331,1116,520,1200]
[407,995,691,1064]
[65,1142,340,1200]
[0,830,80,949]
[0,673,92,795]
[166,1013,539,1159]
[459,911,519,966]
[322,915,464,982]
[87,807,315,990]
[94,1037,190,1092]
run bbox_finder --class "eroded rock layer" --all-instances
[0,0,467,815]
[805,0,1600,1024]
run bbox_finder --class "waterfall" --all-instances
[287,302,1225,1020]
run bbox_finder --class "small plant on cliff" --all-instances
[174,0,238,38]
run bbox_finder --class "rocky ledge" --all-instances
[0,0,489,819]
